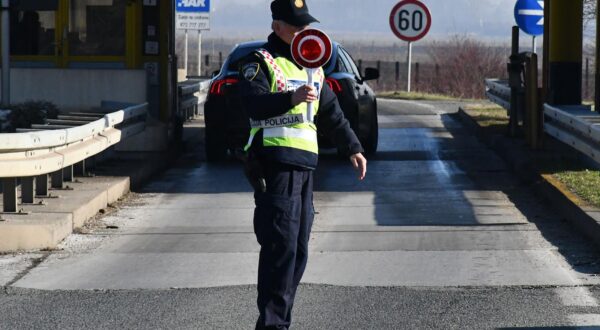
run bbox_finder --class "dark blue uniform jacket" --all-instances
[238,33,363,170]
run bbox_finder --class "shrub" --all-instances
[424,36,508,99]
[0,101,59,133]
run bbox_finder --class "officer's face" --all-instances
[273,20,308,44]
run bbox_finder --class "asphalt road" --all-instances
[3,99,600,329]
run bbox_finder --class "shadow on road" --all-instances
[141,110,600,278]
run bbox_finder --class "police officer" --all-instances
[239,1,367,329]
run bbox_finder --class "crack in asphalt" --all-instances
[4,253,51,288]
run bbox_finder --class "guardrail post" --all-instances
[51,170,64,189]
[21,177,35,204]
[2,178,17,213]
[63,165,74,182]
[35,175,49,197]
[508,26,521,137]
[525,54,541,149]
[74,160,86,176]
[87,156,96,171]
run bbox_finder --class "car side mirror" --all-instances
[363,68,379,81]
[211,70,220,78]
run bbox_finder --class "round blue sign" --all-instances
[514,0,544,36]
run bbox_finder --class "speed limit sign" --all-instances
[389,0,431,92]
[389,0,432,42]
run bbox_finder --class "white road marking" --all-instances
[555,284,600,327]
[568,314,600,327]
[555,287,599,307]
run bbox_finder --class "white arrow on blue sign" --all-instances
[514,0,544,36]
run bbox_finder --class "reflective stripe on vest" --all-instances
[244,49,324,155]
[250,113,308,129]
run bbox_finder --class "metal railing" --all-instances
[486,74,600,167]
[544,104,600,164]
[178,80,210,120]
[0,102,148,214]
[485,79,511,111]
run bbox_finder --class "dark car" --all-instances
[204,40,379,161]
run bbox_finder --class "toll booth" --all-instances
[4,0,177,123]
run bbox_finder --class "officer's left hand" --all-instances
[350,153,367,180]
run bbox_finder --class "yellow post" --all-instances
[547,0,583,105]
[125,1,141,69]
[159,0,173,122]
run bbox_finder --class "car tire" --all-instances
[363,107,378,155]
[205,123,227,162]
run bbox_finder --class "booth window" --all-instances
[69,0,126,56]
[10,9,56,56]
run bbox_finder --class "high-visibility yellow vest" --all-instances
[245,49,325,155]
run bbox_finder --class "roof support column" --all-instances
[548,0,583,105]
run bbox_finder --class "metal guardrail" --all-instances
[485,79,511,111]
[544,104,600,164]
[485,52,541,148]
[0,102,148,214]
[178,80,210,120]
[485,77,600,166]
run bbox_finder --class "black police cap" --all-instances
[271,0,319,27]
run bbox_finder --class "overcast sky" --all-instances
[202,0,527,41]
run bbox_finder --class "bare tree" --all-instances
[584,0,596,23]
[424,36,507,99]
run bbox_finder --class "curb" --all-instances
[455,107,600,245]
[0,177,129,252]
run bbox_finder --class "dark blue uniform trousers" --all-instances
[253,162,314,330]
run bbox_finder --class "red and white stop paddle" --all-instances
[290,29,333,122]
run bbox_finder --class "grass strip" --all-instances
[462,103,600,209]
[552,170,600,208]
[461,103,509,134]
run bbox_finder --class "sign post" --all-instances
[514,0,544,53]
[175,0,210,77]
[389,0,432,93]
[291,29,333,122]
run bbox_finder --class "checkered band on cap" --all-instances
[257,49,287,92]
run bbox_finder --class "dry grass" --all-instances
[461,103,509,134]
[378,91,465,101]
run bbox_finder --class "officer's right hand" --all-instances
[291,85,318,106]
